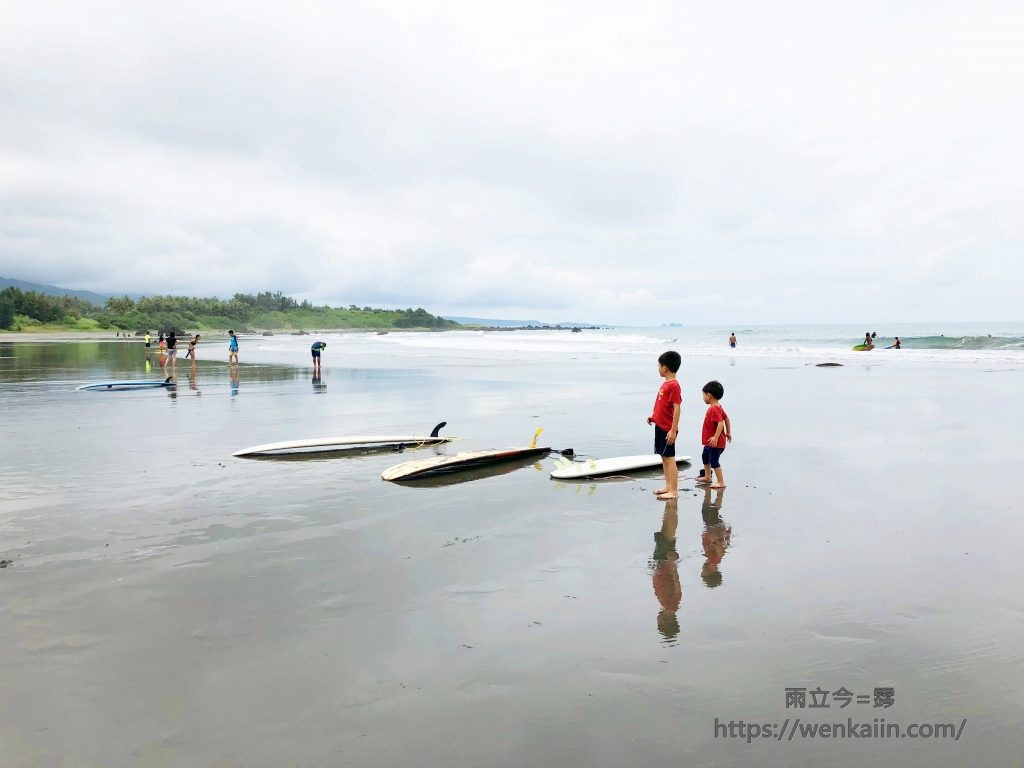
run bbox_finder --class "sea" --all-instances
[332,322,1024,365]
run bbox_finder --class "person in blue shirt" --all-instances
[228,330,239,365]
[311,340,327,375]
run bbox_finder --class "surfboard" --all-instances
[233,422,454,458]
[851,344,874,351]
[384,453,546,486]
[550,454,692,480]
[382,428,549,481]
[77,377,174,391]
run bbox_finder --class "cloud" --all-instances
[1,0,1021,323]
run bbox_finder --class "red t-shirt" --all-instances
[651,380,681,431]
[702,404,728,448]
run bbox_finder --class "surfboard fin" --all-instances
[530,427,543,448]
[430,421,447,438]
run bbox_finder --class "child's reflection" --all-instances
[651,498,681,642]
[700,488,731,588]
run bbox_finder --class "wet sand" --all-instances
[1,340,1022,766]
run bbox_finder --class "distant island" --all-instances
[0,284,458,333]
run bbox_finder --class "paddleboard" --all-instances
[550,454,692,480]
[382,428,549,481]
[233,422,453,457]
[78,377,174,391]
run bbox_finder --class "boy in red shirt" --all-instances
[697,380,731,489]
[646,350,682,500]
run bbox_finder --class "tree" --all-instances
[0,291,14,329]
[105,295,136,313]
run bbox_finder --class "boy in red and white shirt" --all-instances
[697,380,731,489]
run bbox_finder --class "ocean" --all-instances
[172,322,1024,371]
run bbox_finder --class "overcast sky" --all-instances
[1,0,1021,324]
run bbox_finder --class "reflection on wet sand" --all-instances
[651,498,681,643]
[240,442,444,463]
[700,488,731,588]
[389,456,546,488]
[312,372,326,393]
[230,366,239,396]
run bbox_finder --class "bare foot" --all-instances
[652,487,670,495]
[709,483,725,489]
[695,478,710,485]
[656,493,678,500]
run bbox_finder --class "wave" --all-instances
[899,335,1024,350]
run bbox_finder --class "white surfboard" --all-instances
[382,446,550,481]
[550,454,692,479]
[233,422,454,457]
[383,428,549,481]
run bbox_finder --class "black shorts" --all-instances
[311,350,321,359]
[702,445,724,468]
[654,426,676,458]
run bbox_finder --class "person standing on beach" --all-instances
[158,332,167,367]
[310,340,326,375]
[696,380,730,490]
[185,334,200,364]
[728,332,737,349]
[228,330,239,365]
[647,350,682,500]
[144,332,151,350]
[165,331,178,368]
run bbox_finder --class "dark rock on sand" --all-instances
[816,362,844,367]
[0,560,12,568]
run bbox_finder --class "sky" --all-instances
[1,0,1022,325]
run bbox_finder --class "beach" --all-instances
[1,328,1022,767]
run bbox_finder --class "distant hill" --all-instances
[1,280,605,328]
[446,316,603,328]
[0,276,144,305]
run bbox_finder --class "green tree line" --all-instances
[0,287,459,331]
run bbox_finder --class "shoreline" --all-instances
[0,329,414,342]
[0,325,604,342]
